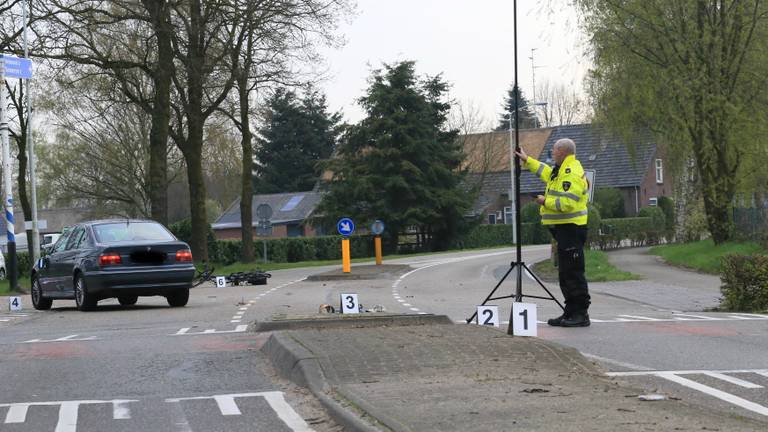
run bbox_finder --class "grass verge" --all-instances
[533,249,640,282]
[649,240,765,274]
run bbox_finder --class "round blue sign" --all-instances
[371,220,385,235]
[337,217,355,236]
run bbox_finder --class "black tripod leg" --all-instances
[465,264,516,323]
[522,263,565,311]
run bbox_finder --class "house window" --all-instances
[649,197,658,206]
[655,159,663,184]
[287,224,304,237]
[503,207,513,224]
[488,213,497,225]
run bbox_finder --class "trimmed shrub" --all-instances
[594,187,625,218]
[720,254,768,311]
[638,206,666,245]
[595,217,655,249]
[657,196,676,241]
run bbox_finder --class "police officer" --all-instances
[515,138,590,327]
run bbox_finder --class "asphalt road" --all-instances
[0,268,345,432]
[1,245,767,430]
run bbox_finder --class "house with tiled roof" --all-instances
[212,191,324,239]
[468,124,671,224]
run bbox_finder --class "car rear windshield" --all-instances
[93,222,175,243]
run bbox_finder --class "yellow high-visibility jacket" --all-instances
[524,154,588,225]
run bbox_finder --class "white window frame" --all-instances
[503,207,512,225]
[649,197,658,206]
[655,159,663,184]
[488,213,497,225]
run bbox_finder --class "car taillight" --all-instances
[176,250,193,262]
[99,254,122,266]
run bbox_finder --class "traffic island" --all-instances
[305,264,411,281]
[260,319,766,432]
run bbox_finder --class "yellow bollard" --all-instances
[375,236,382,265]
[342,238,351,273]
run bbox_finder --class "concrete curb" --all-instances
[250,313,453,332]
[262,332,386,432]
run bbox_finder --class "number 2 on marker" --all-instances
[482,309,494,325]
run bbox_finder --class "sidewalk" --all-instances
[260,316,765,432]
[597,247,722,311]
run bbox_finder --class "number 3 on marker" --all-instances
[340,293,359,314]
[476,305,499,327]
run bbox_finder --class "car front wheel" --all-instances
[31,276,53,310]
[74,274,97,311]
[166,289,189,307]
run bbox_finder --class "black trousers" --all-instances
[548,224,590,316]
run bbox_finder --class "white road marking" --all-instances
[113,400,132,419]
[172,325,248,336]
[166,392,314,431]
[56,401,80,432]
[1,400,138,429]
[702,372,763,388]
[22,335,97,344]
[618,315,662,321]
[402,303,411,307]
[261,391,315,432]
[656,372,768,416]
[409,308,419,311]
[238,307,248,311]
[176,328,191,335]
[673,314,722,321]
[230,320,241,323]
[608,369,768,416]
[730,313,768,318]
[214,395,242,415]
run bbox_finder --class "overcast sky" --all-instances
[319,0,590,127]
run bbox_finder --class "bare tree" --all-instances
[216,0,351,262]
[39,0,177,224]
[37,73,181,218]
[536,80,590,127]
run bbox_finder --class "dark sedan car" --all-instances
[31,219,196,311]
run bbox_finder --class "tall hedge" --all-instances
[594,217,656,249]
[721,254,768,311]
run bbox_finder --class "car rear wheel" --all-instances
[31,276,53,310]
[166,289,189,307]
[118,296,138,306]
[74,274,97,311]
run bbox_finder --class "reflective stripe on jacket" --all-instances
[524,154,588,226]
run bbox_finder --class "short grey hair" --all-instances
[554,138,576,155]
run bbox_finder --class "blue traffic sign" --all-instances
[337,217,355,236]
[0,54,33,79]
[371,220,385,235]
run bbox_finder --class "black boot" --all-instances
[560,314,590,327]
[547,313,568,326]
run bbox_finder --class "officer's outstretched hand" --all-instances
[514,148,528,162]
